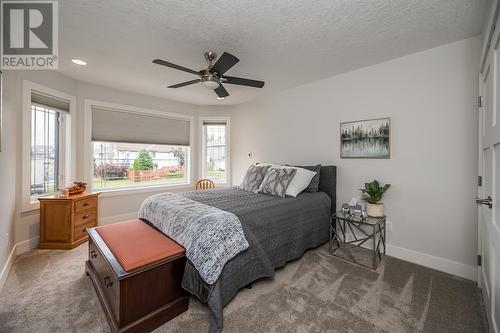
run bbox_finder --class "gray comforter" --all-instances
[143,187,331,333]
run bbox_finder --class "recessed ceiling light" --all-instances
[71,59,87,66]
[217,97,225,100]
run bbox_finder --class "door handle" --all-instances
[476,196,493,209]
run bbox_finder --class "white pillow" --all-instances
[285,166,317,197]
[257,163,316,197]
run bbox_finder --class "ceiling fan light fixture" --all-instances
[153,51,265,99]
[201,76,220,90]
[201,80,220,89]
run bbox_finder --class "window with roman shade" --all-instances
[22,82,74,213]
[32,92,70,112]
[30,92,70,200]
[91,107,191,191]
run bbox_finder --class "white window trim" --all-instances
[83,99,195,197]
[199,116,231,186]
[22,81,76,212]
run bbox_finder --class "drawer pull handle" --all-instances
[90,250,97,259]
[82,214,89,219]
[83,202,89,206]
[104,276,113,288]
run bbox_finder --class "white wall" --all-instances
[230,37,481,279]
[0,71,20,288]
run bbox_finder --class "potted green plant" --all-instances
[360,180,391,217]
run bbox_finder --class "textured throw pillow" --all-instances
[258,167,297,197]
[285,167,317,197]
[240,164,270,193]
[295,165,321,192]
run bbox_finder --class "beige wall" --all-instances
[229,37,481,278]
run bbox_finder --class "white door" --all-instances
[478,10,500,332]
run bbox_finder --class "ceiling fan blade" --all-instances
[223,75,265,88]
[211,52,239,75]
[214,84,229,98]
[168,79,201,88]
[153,59,200,76]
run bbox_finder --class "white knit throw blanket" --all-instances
[138,192,249,285]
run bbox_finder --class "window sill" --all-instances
[22,201,40,213]
[97,183,194,198]
[22,192,64,212]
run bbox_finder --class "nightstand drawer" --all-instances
[75,220,97,240]
[75,208,97,226]
[75,196,97,213]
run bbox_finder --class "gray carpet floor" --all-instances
[0,243,487,333]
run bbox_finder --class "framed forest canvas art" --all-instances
[340,118,391,158]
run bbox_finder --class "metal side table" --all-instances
[329,211,386,270]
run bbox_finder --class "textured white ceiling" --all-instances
[59,0,486,105]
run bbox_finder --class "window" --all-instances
[89,105,192,192]
[201,118,229,184]
[22,81,74,211]
[92,142,189,190]
[30,104,62,199]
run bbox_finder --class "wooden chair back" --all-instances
[196,179,215,190]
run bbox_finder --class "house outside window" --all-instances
[92,142,189,190]
[201,118,230,185]
[89,104,192,192]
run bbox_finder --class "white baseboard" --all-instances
[99,212,138,225]
[387,244,476,281]
[0,245,16,293]
[15,236,40,255]
[0,235,40,293]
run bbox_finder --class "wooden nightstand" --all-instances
[38,192,101,249]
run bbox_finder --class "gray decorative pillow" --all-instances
[295,164,321,192]
[240,165,270,193]
[258,167,297,197]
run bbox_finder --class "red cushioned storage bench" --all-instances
[85,220,188,333]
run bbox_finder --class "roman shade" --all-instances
[31,91,70,112]
[202,120,227,126]
[91,107,190,146]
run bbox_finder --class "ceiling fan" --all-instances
[153,52,265,99]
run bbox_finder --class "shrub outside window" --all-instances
[92,141,189,190]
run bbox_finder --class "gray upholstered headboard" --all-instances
[318,166,337,214]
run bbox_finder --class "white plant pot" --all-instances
[365,203,384,217]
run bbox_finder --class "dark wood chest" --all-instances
[85,228,189,332]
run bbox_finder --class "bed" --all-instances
[142,165,336,333]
